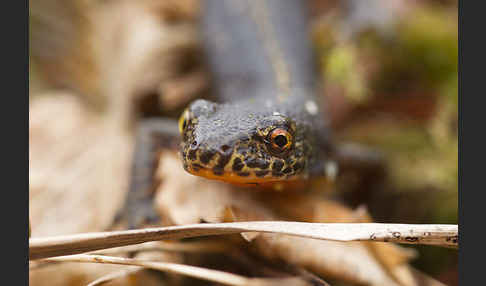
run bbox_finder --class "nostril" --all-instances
[220,145,231,152]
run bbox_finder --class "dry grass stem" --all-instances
[91,241,231,256]
[30,221,458,260]
[42,254,311,286]
[86,268,142,286]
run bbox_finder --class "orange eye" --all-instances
[268,128,292,152]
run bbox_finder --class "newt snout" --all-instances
[179,99,310,185]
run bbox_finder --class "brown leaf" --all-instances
[153,152,447,285]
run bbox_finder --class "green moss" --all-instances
[376,6,458,92]
[440,75,458,107]
[324,44,369,102]
[339,120,433,152]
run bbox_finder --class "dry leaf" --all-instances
[29,94,131,238]
[152,152,450,285]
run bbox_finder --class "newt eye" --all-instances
[178,109,190,134]
[268,128,292,153]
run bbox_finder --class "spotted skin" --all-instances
[180,98,333,185]
[179,0,334,185]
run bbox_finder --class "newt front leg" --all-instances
[114,118,179,229]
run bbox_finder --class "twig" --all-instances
[30,221,458,260]
[91,241,231,256]
[43,254,311,286]
[86,268,141,286]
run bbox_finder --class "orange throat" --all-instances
[186,167,313,190]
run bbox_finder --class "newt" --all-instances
[179,0,335,185]
[117,0,382,228]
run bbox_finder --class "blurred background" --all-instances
[29,0,458,285]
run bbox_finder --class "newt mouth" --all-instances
[183,164,297,185]
[183,164,319,192]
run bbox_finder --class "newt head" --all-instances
[178,99,312,185]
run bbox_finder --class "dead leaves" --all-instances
[29,146,454,285]
[28,98,454,285]
[153,151,447,286]
[28,0,456,284]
